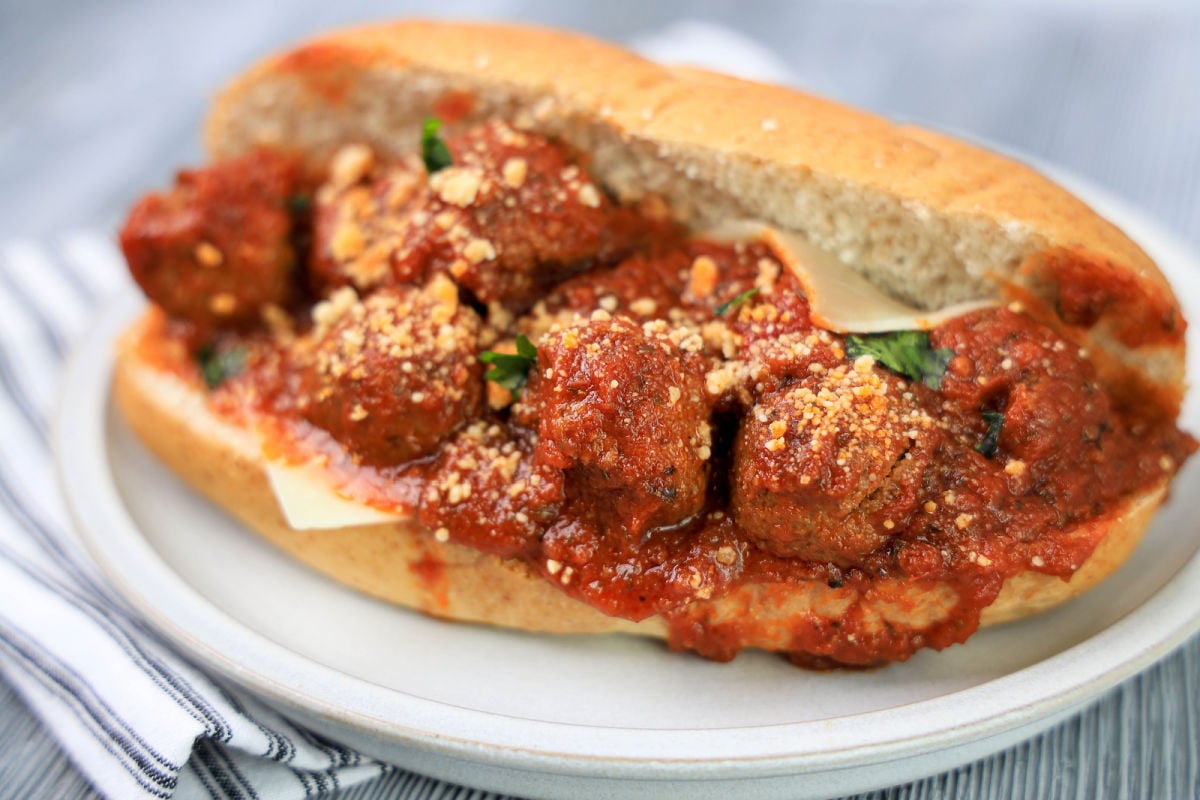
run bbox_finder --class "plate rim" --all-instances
[55,168,1200,782]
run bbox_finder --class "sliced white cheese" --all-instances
[703,221,995,333]
[265,457,406,530]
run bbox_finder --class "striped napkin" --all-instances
[0,233,412,799]
[0,24,805,799]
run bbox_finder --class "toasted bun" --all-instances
[207,20,1185,414]
[116,21,1186,660]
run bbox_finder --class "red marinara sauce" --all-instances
[119,117,1197,668]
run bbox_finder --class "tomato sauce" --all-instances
[121,120,1197,667]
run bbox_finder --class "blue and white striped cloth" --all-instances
[0,233,405,799]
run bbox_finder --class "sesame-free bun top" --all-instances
[206,20,1184,411]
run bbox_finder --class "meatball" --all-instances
[419,423,565,557]
[934,308,1110,464]
[308,147,430,292]
[120,149,299,332]
[308,124,656,306]
[731,358,937,565]
[295,275,482,466]
[432,121,642,306]
[535,251,689,327]
[934,307,1119,505]
[734,275,839,383]
[700,280,842,411]
[680,239,781,316]
[519,314,712,538]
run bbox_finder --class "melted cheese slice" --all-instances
[265,457,406,530]
[703,221,995,332]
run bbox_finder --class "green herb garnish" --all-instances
[286,194,312,213]
[196,345,247,390]
[976,410,1004,458]
[421,117,453,174]
[715,287,759,316]
[844,330,953,390]
[479,334,537,399]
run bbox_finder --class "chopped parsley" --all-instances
[844,330,954,390]
[976,409,1004,458]
[286,194,312,213]
[479,334,537,399]
[196,345,246,390]
[715,287,759,316]
[421,117,453,174]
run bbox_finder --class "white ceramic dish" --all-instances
[58,173,1200,800]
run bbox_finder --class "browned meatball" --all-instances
[419,423,565,557]
[519,314,712,538]
[294,276,482,466]
[698,279,842,411]
[933,307,1117,504]
[934,308,1109,464]
[308,148,431,292]
[731,359,937,566]
[432,121,645,306]
[120,149,299,333]
[733,275,841,385]
[308,124,659,306]
[538,251,688,324]
[680,239,780,316]
[541,235,785,329]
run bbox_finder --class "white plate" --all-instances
[57,173,1200,800]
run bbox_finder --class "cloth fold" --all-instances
[0,233,399,800]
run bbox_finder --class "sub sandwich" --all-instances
[114,21,1196,667]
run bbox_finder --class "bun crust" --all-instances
[113,21,1188,662]
[207,20,1184,411]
